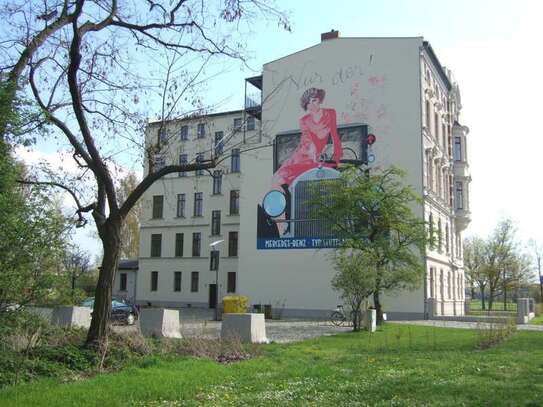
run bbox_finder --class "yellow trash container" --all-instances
[223,295,248,314]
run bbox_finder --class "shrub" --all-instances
[476,319,517,350]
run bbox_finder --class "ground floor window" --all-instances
[227,272,236,293]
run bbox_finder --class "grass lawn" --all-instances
[530,315,543,325]
[1,324,543,406]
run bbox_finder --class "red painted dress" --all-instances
[272,108,342,187]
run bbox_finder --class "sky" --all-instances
[17,0,543,259]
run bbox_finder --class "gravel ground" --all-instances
[175,320,352,343]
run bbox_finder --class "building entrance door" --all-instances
[209,284,217,309]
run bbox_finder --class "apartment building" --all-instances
[125,32,471,319]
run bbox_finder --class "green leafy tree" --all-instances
[330,249,377,331]
[312,166,427,325]
[0,146,69,311]
[464,237,488,309]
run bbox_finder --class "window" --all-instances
[212,170,222,195]
[448,271,452,299]
[176,193,185,218]
[151,271,158,292]
[195,153,204,176]
[154,155,165,172]
[150,234,162,257]
[442,124,446,150]
[233,117,242,130]
[193,192,203,216]
[158,128,168,144]
[120,273,127,291]
[174,271,182,292]
[429,267,435,298]
[228,231,238,257]
[214,131,224,156]
[192,232,201,257]
[445,224,450,254]
[175,233,184,257]
[229,190,240,215]
[437,219,443,252]
[191,271,199,292]
[454,136,462,161]
[231,148,240,173]
[227,272,236,293]
[426,151,433,191]
[152,195,163,219]
[180,125,188,141]
[428,213,434,248]
[247,116,256,131]
[425,100,430,128]
[455,182,464,210]
[434,112,439,140]
[210,250,219,271]
[211,210,221,236]
[179,153,188,177]
[197,123,205,138]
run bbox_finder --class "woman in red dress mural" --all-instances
[272,87,342,189]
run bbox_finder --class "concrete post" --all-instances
[221,313,268,343]
[139,308,182,338]
[364,309,376,332]
[517,298,530,324]
[51,306,91,329]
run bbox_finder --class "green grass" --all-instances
[530,315,543,325]
[1,324,543,406]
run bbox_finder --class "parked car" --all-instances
[81,297,139,325]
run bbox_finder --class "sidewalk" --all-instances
[392,320,543,331]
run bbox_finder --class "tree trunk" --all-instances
[373,291,384,325]
[481,287,486,310]
[503,285,507,311]
[488,288,494,311]
[86,219,121,346]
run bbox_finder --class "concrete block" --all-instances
[364,309,377,332]
[27,307,53,322]
[221,313,268,343]
[140,308,182,338]
[51,306,91,329]
[517,298,535,324]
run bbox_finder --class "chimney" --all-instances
[321,30,339,42]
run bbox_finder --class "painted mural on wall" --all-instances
[257,87,373,250]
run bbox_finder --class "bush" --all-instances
[476,319,517,350]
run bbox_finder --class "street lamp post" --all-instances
[210,239,224,321]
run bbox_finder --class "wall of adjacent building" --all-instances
[238,37,427,318]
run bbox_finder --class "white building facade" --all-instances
[134,33,471,319]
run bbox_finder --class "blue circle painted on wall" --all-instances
[263,190,287,218]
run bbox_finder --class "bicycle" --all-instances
[329,305,356,327]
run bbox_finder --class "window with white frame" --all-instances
[455,182,464,210]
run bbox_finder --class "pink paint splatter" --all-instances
[368,75,385,86]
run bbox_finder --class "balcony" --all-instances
[455,208,471,231]
[245,75,262,120]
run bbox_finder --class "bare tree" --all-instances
[529,239,542,302]
[116,172,141,259]
[62,245,91,297]
[1,0,289,346]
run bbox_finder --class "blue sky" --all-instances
[21,0,543,259]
